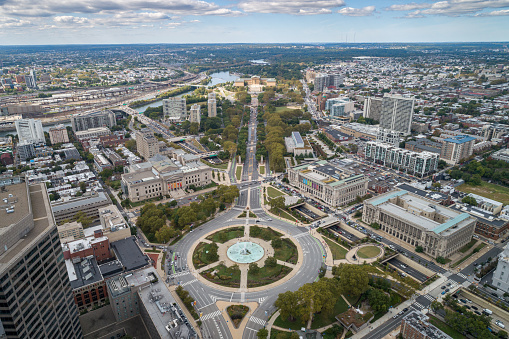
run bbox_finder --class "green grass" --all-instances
[247,264,292,288]
[259,166,265,175]
[458,239,478,253]
[457,181,509,205]
[344,294,360,307]
[324,238,348,260]
[200,160,229,170]
[451,243,486,268]
[267,186,286,198]
[250,226,283,241]
[357,246,381,259]
[270,329,292,339]
[274,314,307,331]
[192,242,219,268]
[201,264,241,288]
[310,296,349,329]
[429,315,466,339]
[206,227,244,243]
[274,208,297,222]
[236,166,242,180]
[274,239,298,264]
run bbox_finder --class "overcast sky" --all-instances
[1,0,508,44]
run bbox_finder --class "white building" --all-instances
[208,92,217,118]
[24,70,37,89]
[492,244,509,292]
[163,97,187,121]
[376,129,403,147]
[15,118,45,145]
[379,94,415,135]
[326,97,354,118]
[363,97,383,121]
[189,104,201,125]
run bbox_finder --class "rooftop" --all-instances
[444,134,476,144]
[403,311,452,339]
[66,256,103,289]
[110,236,150,271]
[51,190,110,213]
[0,181,30,230]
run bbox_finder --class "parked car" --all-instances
[496,320,505,329]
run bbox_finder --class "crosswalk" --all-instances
[258,297,266,304]
[413,302,425,310]
[457,273,468,280]
[294,232,308,239]
[241,292,246,302]
[201,310,221,321]
[180,279,197,287]
[249,316,266,326]
[169,271,189,279]
[423,294,436,302]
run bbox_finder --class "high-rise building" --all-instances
[207,92,217,118]
[189,104,201,125]
[0,181,83,338]
[15,118,45,145]
[379,94,415,135]
[136,129,159,160]
[376,129,403,147]
[440,135,475,165]
[16,140,35,161]
[325,97,354,118]
[363,97,383,121]
[24,70,37,89]
[162,97,187,121]
[71,110,116,132]
[314,73,343,92]
[48,124,69,145]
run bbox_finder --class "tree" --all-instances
[125,139,136,152]
[271,238,283,249]
[257,328,268,339]
[155,226,176,243]
[249,262,259,274]
[49,192,61,201]
[366,288,390,312]
[269,196,285,212]
[190,122,199,135]
[275,291,301,323]
[333,264,369,297]
[265,256,277,267]
[74,211,92,228]
[436,256,447,264]
[205,243,219,262]
[430,300,444,314]
[289,333,300,339]
[462,196,478,206]
[415,246,424,253]
[79,182,87,193]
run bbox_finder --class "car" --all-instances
[460,299,467,303]
[441,291,446,295]
[403,308,408,312]
[401,264,407,269]
[471,306,478,310]
[441,286,446,290]
[447,282,452,287]
[465,305,471,309]
[393,315,398,319]
[445,288,450,293]
[496,320,505,329]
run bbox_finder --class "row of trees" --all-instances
[449,159,509,186]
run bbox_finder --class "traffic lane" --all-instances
[387,258,429,283]
[460,246,501,276]
[361,306,416,339]
[328,225,361,242]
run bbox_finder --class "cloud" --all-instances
[0,0,242,17]
[385,0,509,18]
[237,0,345,15]
[475,8,509,15]
[0,17,31,28]
[53,16,89,24]
[337,6,376,16]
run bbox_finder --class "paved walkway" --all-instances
[310,229,334,266]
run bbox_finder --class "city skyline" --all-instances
[0,0,509,44]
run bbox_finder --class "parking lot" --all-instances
[387,257,429,283]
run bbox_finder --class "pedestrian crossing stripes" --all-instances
[241,292,246,302]
[258,297,266,304]
[201,310,221,321]
[213,318,224,339]
[180,279,197,287]
[457,273,468,279]
[169,271,189,279]
[250,316,266,326]
[413,302,424,310]
[423,294,435,302]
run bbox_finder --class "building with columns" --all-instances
[362,189,476,258]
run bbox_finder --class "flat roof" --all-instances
[110,236,150,271]
[51,191,110,213]
[371,190,408,206]
[0,181,30,230]
[67,257,104,289]
[432,213,471,234]
[444,135,476,144]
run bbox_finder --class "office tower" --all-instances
[363,97,383,121]
[0,181,83,339]
[15,118,45,145]
[207,92,217,118]
[440,135,475,165]
[48,124,69,145]
[136,129,159,160]
[162,97,187,121]
[24,70,37,89]
[188,104,201,125]
[71,110,116,132]
[379,94,415,135]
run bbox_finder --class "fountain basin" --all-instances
[227,242,265,264]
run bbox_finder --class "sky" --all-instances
[0,0,509,44]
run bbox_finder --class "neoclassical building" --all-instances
[234,75,276,87]
[362,189,476,258]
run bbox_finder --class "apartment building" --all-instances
[15,118,45,145]
[314,73,343,91]
[363,190,476,258]
[288,160,369,207]
[136,129,159,160]
[379,94,415,135]
[208,92,217,118]
[58,221,85,242]
[163,97,187,121]
[71,110,116,132]
[363,97,383,121]
[376,129,403,147]
[440,135,475,165]
[326,97,354,118]
[0,181,83,338]
[364,141,439,177]
[75,127,111,140]
[48,124,69,145]
[189,104,201,124]
[51,190,112,224]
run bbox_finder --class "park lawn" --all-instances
[259,166,265,175]
[324,238,348,260]
[458,239,478,253]
[250,226,283,241]
[429,315,466,339]
[274,314,307,331]
[201,264,241,288]
[270,329,292,339]
[247,264,292,288]
[267,186,286,198]
[457,181,509,205]
[206,227,244,243]
[311,296,349,329]
[200,159,228,170]
[236,166,242,181]
[274,239,298,264]
[275,106,300,114]
[274,208,298,222]
[357,246,381,259]
[193,242,219,268]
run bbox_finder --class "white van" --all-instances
[483,308,493,315]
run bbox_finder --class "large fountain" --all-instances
[227,241,265,264]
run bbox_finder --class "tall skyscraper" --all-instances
[24,70,37,89]
[162,97,187,121]
[363,97,383,121]
[207,92,217,118]
[188,104,201,125]
[15,118,45,145]
[379,94,415,135]
[314,73,343,92]
[136,129,159,160]
[0,181,83,339]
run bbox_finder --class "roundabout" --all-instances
[227,241,265,264]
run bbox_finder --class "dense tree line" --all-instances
[449,159,509,186]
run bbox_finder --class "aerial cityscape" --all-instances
[1,2,509,339]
